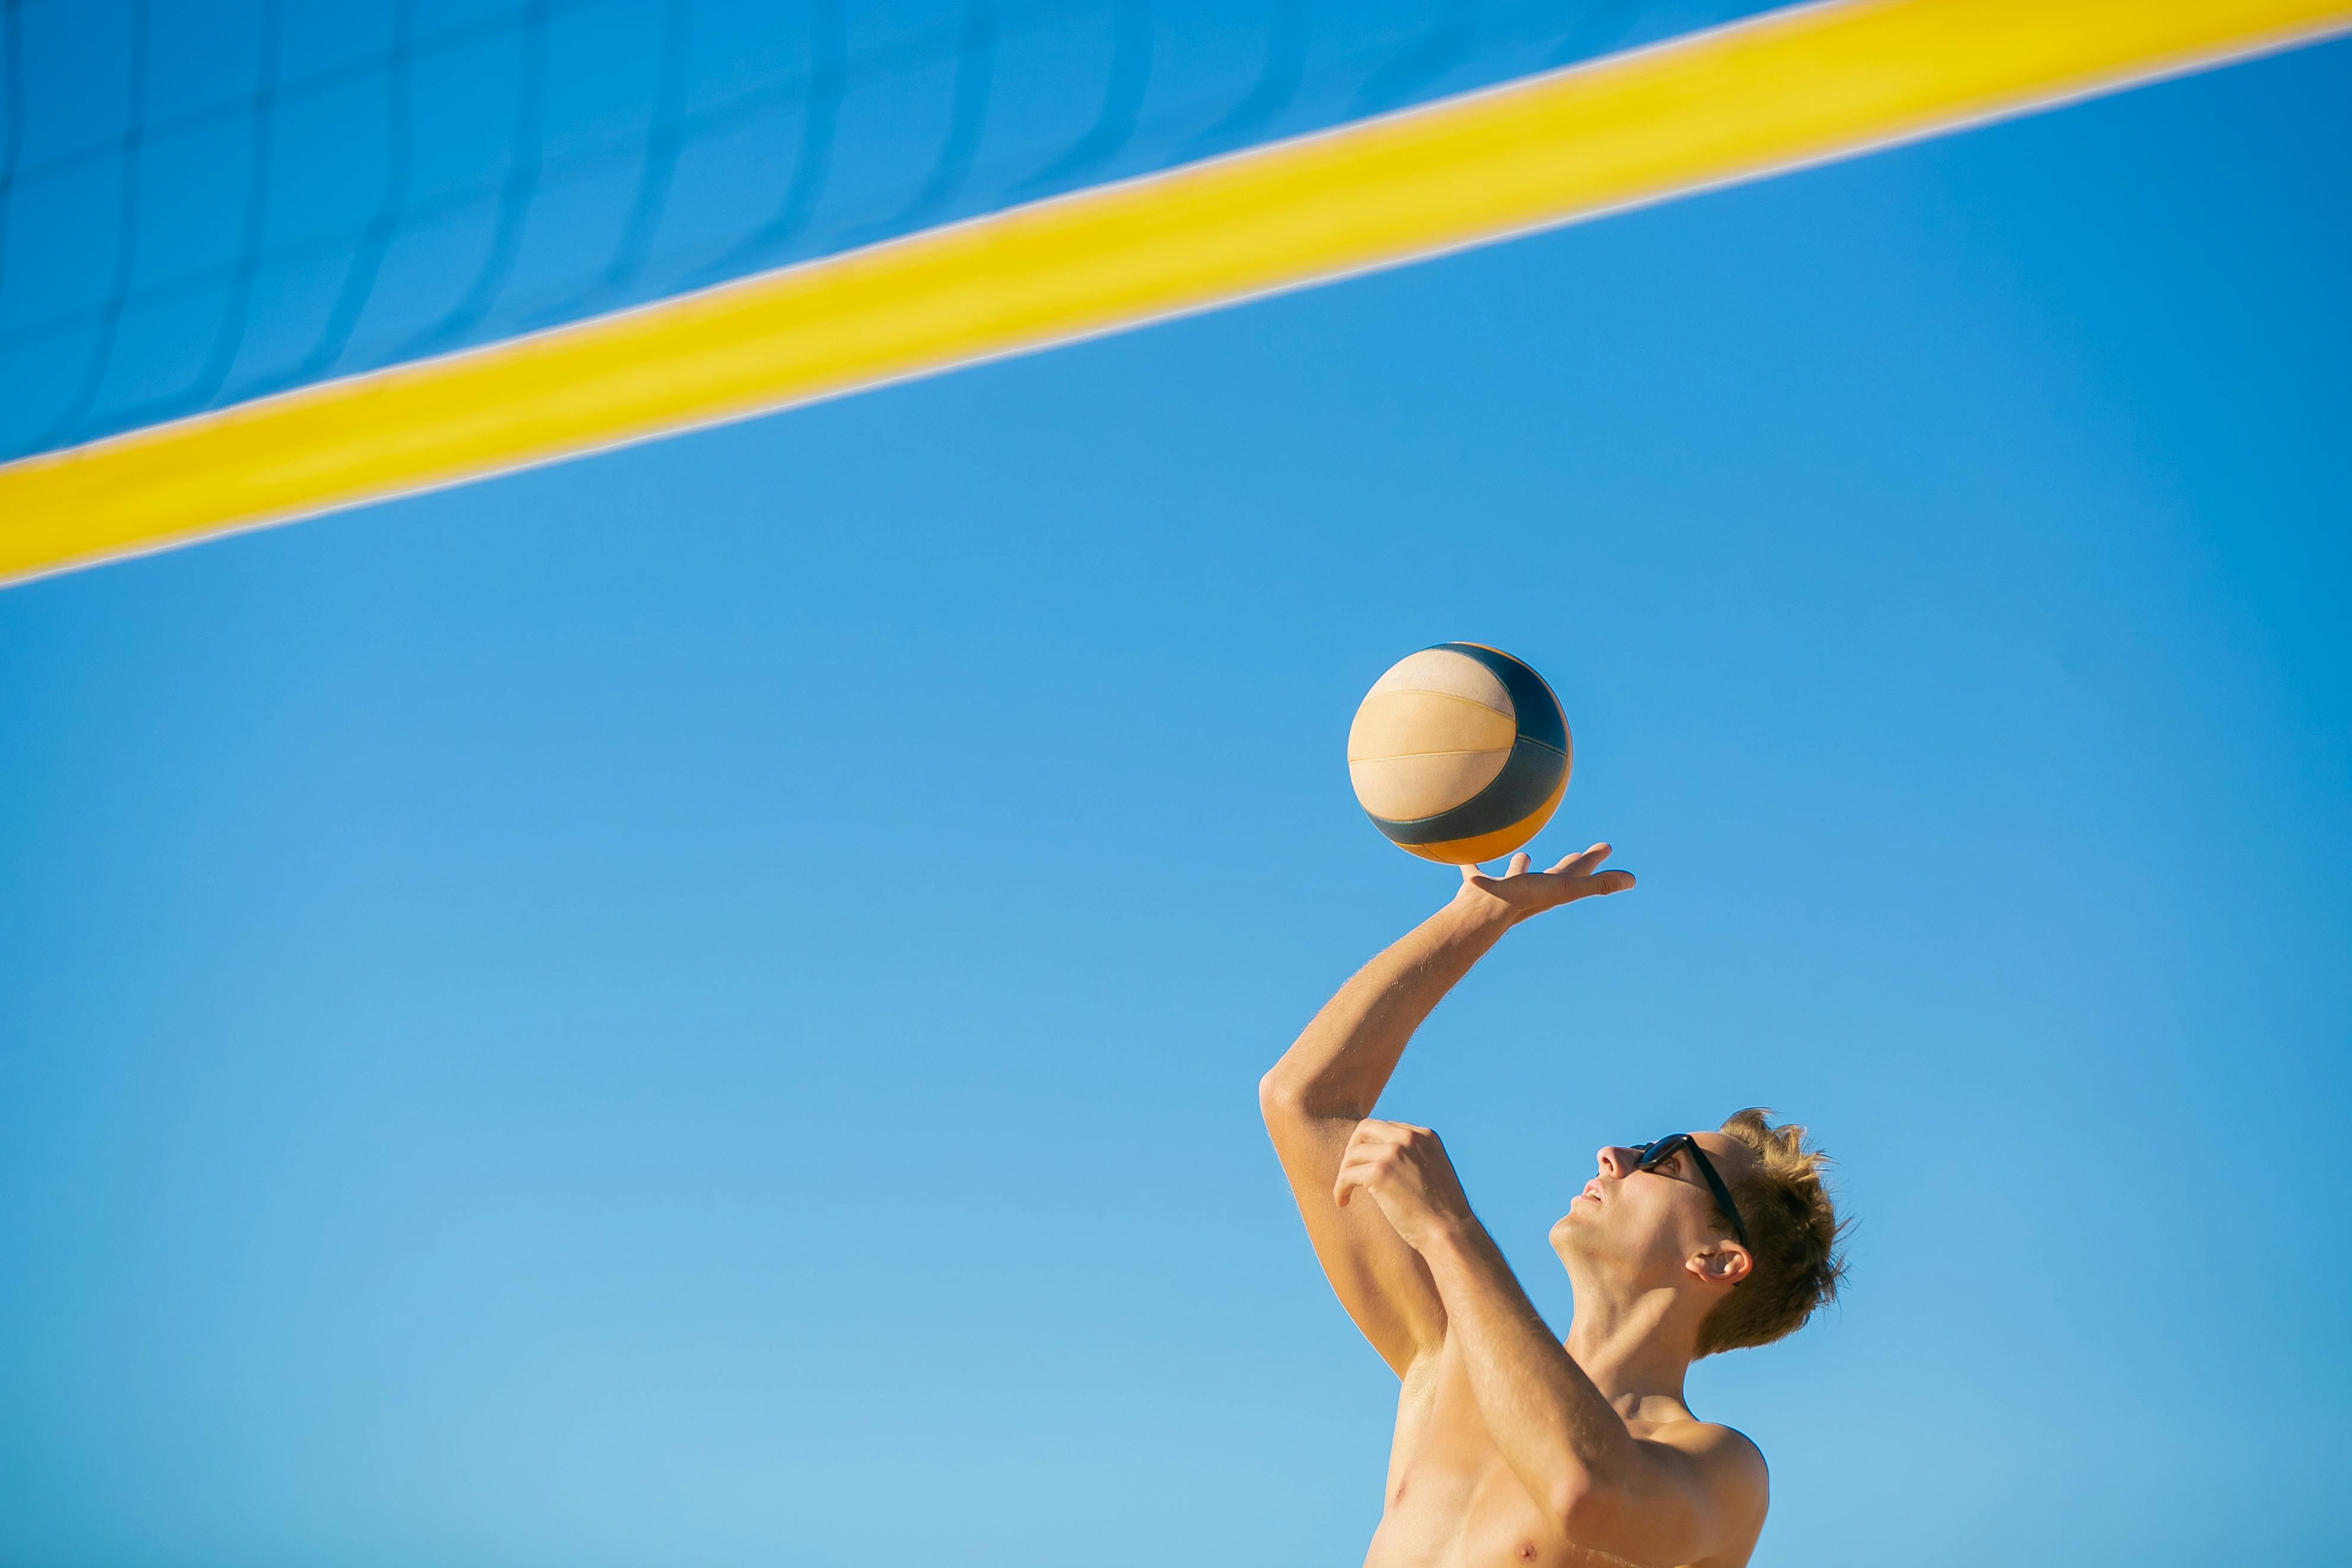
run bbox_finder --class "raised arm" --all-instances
[1259,845,1632,1376]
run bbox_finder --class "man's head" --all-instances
[1550,1108,1845,1357]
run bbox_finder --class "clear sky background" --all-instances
[3,12,2349,1568]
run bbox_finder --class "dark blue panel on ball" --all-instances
[1374,734,1567,846]
[1441,643,1567,753]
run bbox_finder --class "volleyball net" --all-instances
[2,0,2346,586]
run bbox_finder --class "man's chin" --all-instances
[1551,1206,1621,1256]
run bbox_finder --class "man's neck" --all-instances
[1561,1276,1700,1420]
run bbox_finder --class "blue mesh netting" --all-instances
[0,0,1782,460]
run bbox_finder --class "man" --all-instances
[1260,843,1844,1567]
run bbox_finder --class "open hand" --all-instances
[1456,842,1635,926]
[1334,1120,1476,1253]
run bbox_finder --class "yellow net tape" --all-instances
[3,0,2345,586]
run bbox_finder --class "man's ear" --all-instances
[1687,1243,1752,1289]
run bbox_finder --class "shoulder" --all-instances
[1638,1420,1769,1566]
[1647,1420,1770,1508]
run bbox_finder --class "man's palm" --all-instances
[1459,842,1635,920]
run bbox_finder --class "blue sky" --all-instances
[2,11,2349,1568]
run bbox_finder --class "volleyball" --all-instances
[1346,644,1573,865]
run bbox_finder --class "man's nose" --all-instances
[1596,1146,1637,1179]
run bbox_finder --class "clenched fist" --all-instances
[1334,1120,1476,1253]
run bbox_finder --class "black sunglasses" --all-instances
[1630,1134,1750,1250]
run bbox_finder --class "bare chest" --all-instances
[1367,1357,1652,1568]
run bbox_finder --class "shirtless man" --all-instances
[1260,845,1845,1567]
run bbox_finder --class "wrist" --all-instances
[1414,1210,1490,1267]
[1443,884,1519,938]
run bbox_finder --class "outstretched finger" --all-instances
[1506,851,1532,877]
[1547,841,1613,875]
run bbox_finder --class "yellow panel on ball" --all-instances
[1347,643,1572,864]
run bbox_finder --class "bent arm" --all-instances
[1262,844,1633,1377]
[1260,891,1512,1373]
[1418,1223,1765,1564]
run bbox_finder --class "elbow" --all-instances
[1260,1070,1330,1133]
[1258,1070,1303,1124]
[1260,1065,1362,1126]
[1551,1473,1678,1566]
[1551,1471,1624,1550]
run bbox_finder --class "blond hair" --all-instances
[1697,1108,1848,1356]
